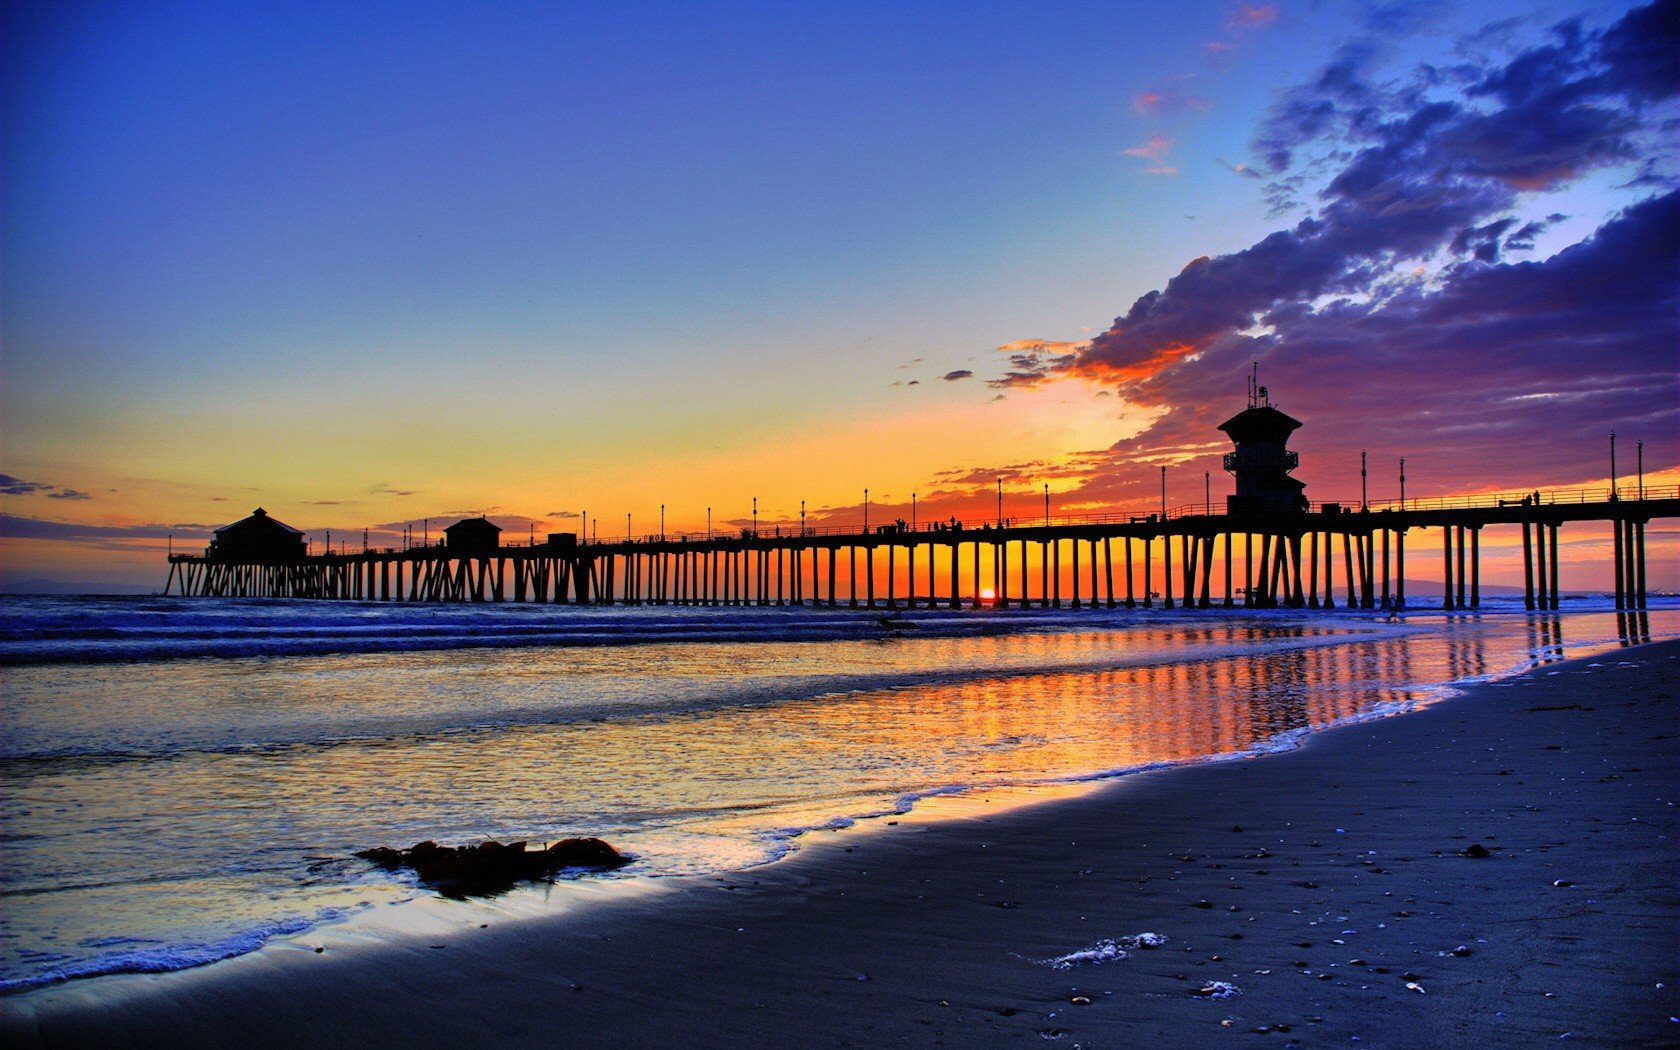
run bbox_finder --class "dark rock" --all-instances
[355,836,628,898]
[1463,843,1491,859]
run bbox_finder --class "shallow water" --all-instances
[0,595,1671,991]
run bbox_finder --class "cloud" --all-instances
[0,514,215,541]
[1122,134,1179,175]
[1,473,95,500]
[547,510,582,518]
[1228,4,1279,31]
[942,369,974,381]
[987,340,1088,389]
[1134,89,1214,116]
[0,474,53,496]
[369,482,418,497]
[987,0,1678,498]
[1062,0,1677,394]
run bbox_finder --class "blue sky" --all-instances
[2,0,1674,591]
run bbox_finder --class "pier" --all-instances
[163,386,1674,613]
[165,488,1674,613]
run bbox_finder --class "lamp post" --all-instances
[1399,459,1406,510]
[1610,431,1618,500]
[1204,471,1210,515]
[911,492,916,532]
[660,504,665,541]
[1361,450,1368,511]
[1160,466,1167,520]
[752,497,758,537]
[801,499,807,536]
[996,477,1003,527]
[864,489,869,534]
[706,506,711,541]
[1638,441,1644,500]
[1043,483,1049,526]
[626,513,631,541]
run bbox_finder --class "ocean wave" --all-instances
[0,909,349,994]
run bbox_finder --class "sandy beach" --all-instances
[3,637,1675,1048]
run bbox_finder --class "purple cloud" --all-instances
[986,0,1678,498]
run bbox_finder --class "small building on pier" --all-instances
[444,516,502,553]
[1220,382,1309,514]
[205,507,307,563]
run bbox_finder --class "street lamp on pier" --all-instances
[1610,431,1618,500]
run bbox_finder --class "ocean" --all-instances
[0,594,1671,993]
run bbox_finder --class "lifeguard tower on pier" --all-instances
[1220,370,1309,514]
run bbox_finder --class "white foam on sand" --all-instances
[1044,932,1167,969]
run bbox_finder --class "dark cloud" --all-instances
[1107,188,1678,498]
[942,370,974,381]
[988,0,1678,500]
[0,474,53,496]
[986,340,1084,389]
[0,514,215,541]
[1,473,95,500]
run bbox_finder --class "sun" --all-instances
[979,587,997,603]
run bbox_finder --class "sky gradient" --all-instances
[3,0,1675,592]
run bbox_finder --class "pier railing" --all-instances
[550,483,1680,547]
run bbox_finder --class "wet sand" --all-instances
[3,639,1676,1048]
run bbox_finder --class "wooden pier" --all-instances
[165,487,1675,612]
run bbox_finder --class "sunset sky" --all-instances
[3,0,1676,592]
